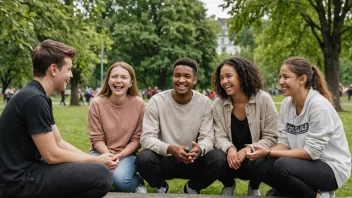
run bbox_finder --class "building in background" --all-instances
[216,18,241,55]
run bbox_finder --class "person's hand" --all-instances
[114,153,123,160]
[185,141,201,163]
[246,145,269,160]
[227,147,241,169]
[167,144,192,163]
[97,153,119,170]
[237,147,248,164]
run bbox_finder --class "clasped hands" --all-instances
[227,145,269,170]
[98,152,124,171]
[167,141,201,164]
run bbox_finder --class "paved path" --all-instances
[104,193,282,198]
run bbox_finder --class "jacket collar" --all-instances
[222,92,258,106]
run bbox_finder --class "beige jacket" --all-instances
[213,90,278,153]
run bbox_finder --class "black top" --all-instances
[0,80,55,196]
[231,113,252,150]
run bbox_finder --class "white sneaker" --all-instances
[221,182,235,195]
[182,182,200,194]
[135,184,147,193]
[319,191,331,198]
[156,183,169,193]
[319,191,336,198]
[247,184,261,196]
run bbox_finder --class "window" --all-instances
[221,38,224,45]
[221,47,226,53]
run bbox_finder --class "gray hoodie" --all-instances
[279,89,351,187]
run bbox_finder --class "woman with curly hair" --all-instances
[212,56,278,196]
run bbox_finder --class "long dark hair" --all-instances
[212,56,263,100]
[283,57,334,107]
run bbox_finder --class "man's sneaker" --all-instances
[330,191,336,198]
[247,184,261,196]
[135,184,147,193]
[156,182,169,193]
[221,182,236,195]
[182,182,200,194]
[319,191,333,198]
[265,188,276,196]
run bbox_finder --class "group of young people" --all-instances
[0,39,350,198]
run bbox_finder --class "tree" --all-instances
[0,0,36,47]
[223,0,352,111]
[0,40,32,98]
[107,0,218,90]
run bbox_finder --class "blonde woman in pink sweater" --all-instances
[88,62,146,193]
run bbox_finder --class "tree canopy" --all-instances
[223,0,352,110]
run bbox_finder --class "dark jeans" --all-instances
[135,149,226,190]
[20,162,112,198]
[217,151,261,189]
[251,157,338,198]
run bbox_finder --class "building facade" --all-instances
[216,18,241,55]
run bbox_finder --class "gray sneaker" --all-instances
[182,182,200,194]
[135,184,147,193]
[247,184,261,196]
[221,182,236,195]
[156,183,169,193]
[265,188,276,196]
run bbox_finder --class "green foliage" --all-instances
[0,0,36,47]
[105,0,218,90]
[223,0,352,110]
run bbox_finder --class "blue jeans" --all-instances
[89,150,144,192]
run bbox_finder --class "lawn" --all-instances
[0,94,351,196]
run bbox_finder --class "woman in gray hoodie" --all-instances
[248,57,351,198]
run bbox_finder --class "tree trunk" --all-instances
[70,68,80,106]
[322,33,342,111]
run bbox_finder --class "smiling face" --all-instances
[54,57,73,92]
[172,65,197,97]
[220,64,241,97]
[108,66,132,97]
[279,64,306,97]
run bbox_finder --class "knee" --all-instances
[136,149,158,169]
[272,157,293,177]
[90,163,113,194]
[204,149,228,170]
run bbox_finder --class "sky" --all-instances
[200,0,231,18]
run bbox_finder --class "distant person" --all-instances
[0,39,117,198]
[4,87,14,103]
[247,57,351,198]
[212,57,278,196]
[78,88,84,105]
[347,84,352,101]
[60,91,66,106]
[85,86,92,105]
[88,61,147,193]
[136,58,224,194]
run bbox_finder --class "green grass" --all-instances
[0,95,351,196]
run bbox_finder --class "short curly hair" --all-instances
[212,56,263,100]
[173,58,198,74]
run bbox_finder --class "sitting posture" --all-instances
[136,58,225,194]
[212,56,278,196]
[0,40,117,198]
[248,57,351,198]
[88,62,146,193]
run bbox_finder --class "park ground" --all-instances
[0,94,351,196]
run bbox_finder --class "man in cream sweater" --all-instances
[136,58,225,194]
